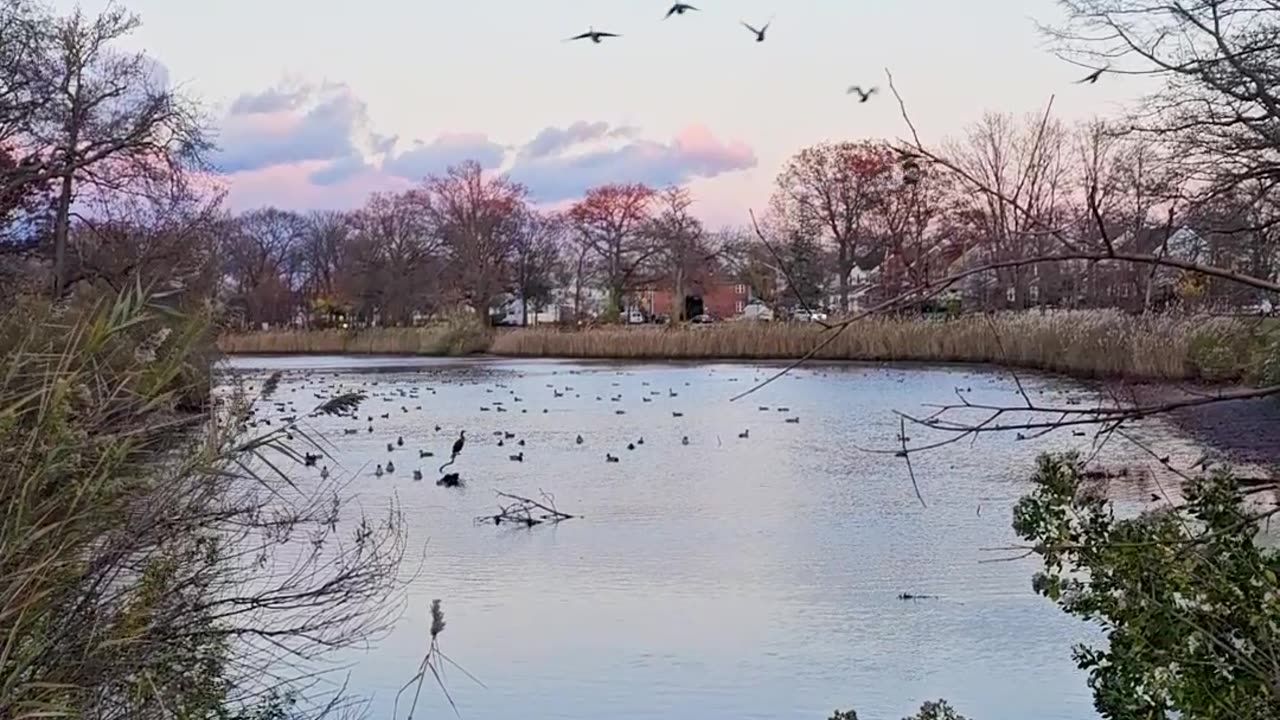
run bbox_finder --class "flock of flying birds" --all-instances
[566,2,1111,101]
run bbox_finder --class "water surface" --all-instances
[224,356,1207,720]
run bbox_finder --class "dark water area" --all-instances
[223,355,1214,720]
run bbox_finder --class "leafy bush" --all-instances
[1013,454,1280,720]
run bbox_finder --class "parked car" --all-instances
[690,313,716,324]
[739,301,775,322]
[626,309,646,324]
[792,308,829,322]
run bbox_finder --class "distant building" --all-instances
[641,274,753,320]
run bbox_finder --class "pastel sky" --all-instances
[52,0,1145,225]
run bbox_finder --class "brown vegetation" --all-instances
[217,316,492,355]
[221,310,1275,383]
[491,311,1268,381]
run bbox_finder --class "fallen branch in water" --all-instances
[476,491,576,527]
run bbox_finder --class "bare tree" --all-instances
[18,5,208,297]
[1049,0,1280,198]
[350,190,439,326]
[66,182,225,297]
[424,161,524,323]
[945,110,1069,308]
[647,186,726,324]
[568,182,657,320]
[299,210,351,321]
[869,152,955,305]
[509,210,564,326]
[772,141,897,313]
[225,208,307,327]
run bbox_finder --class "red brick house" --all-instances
[638,274,752,320]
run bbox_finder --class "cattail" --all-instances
[430,599,446,639]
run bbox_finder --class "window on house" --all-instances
[735,300,745,314]
[1006,286,1016,302]
[1029,285,1040,302]
[735,284,747,296]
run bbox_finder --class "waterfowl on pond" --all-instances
[509,452,523,462]
[320,465,330,479]
[397,436,404,446]
[386,461,395,473]
[419,449,434,458]
[738,429,750,439]
[681,436,690,446]
[413,469,423,481]
[576,435,584,445]
[606,453,620,463]
[375,464,384,477]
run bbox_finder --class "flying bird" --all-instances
[1076,65,1107,84]
[567,27,620,44]
[741,20,770,42]
[665,2,697,18]
[847,85,878,102]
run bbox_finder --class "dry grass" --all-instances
[489,310,1261,381]
[218,317,492,356]
[218,310,1268,382]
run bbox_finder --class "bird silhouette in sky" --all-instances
[847,85,878,102]
[665,3,698,19]
[1076,65,1107,84]
[741,20,770,42]
[567,27,620,43]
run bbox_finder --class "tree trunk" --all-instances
[673,270,686,324]
[521,289,529,327]
[51,171,73,298]
[838,243,850,313]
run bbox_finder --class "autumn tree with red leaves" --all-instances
[568,182,657,320]
[772,141,897,313]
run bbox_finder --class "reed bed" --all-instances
[489,310,1263,382]
[218,310,1269,382]
[218,318,492,356]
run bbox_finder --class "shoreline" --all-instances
[219,348,1279,472]
[216,310,1273,385]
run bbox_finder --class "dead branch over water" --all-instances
[476,491,577,527]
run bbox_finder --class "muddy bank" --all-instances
[1127,382,1280,470]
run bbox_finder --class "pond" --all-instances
[222,356,1209,720]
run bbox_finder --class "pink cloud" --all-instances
[223,161,410,212]
[214,82,758,219]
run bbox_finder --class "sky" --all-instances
[51,0,1146,225]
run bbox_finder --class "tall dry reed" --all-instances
[218,317,492,356]
[488,310,1259,381]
